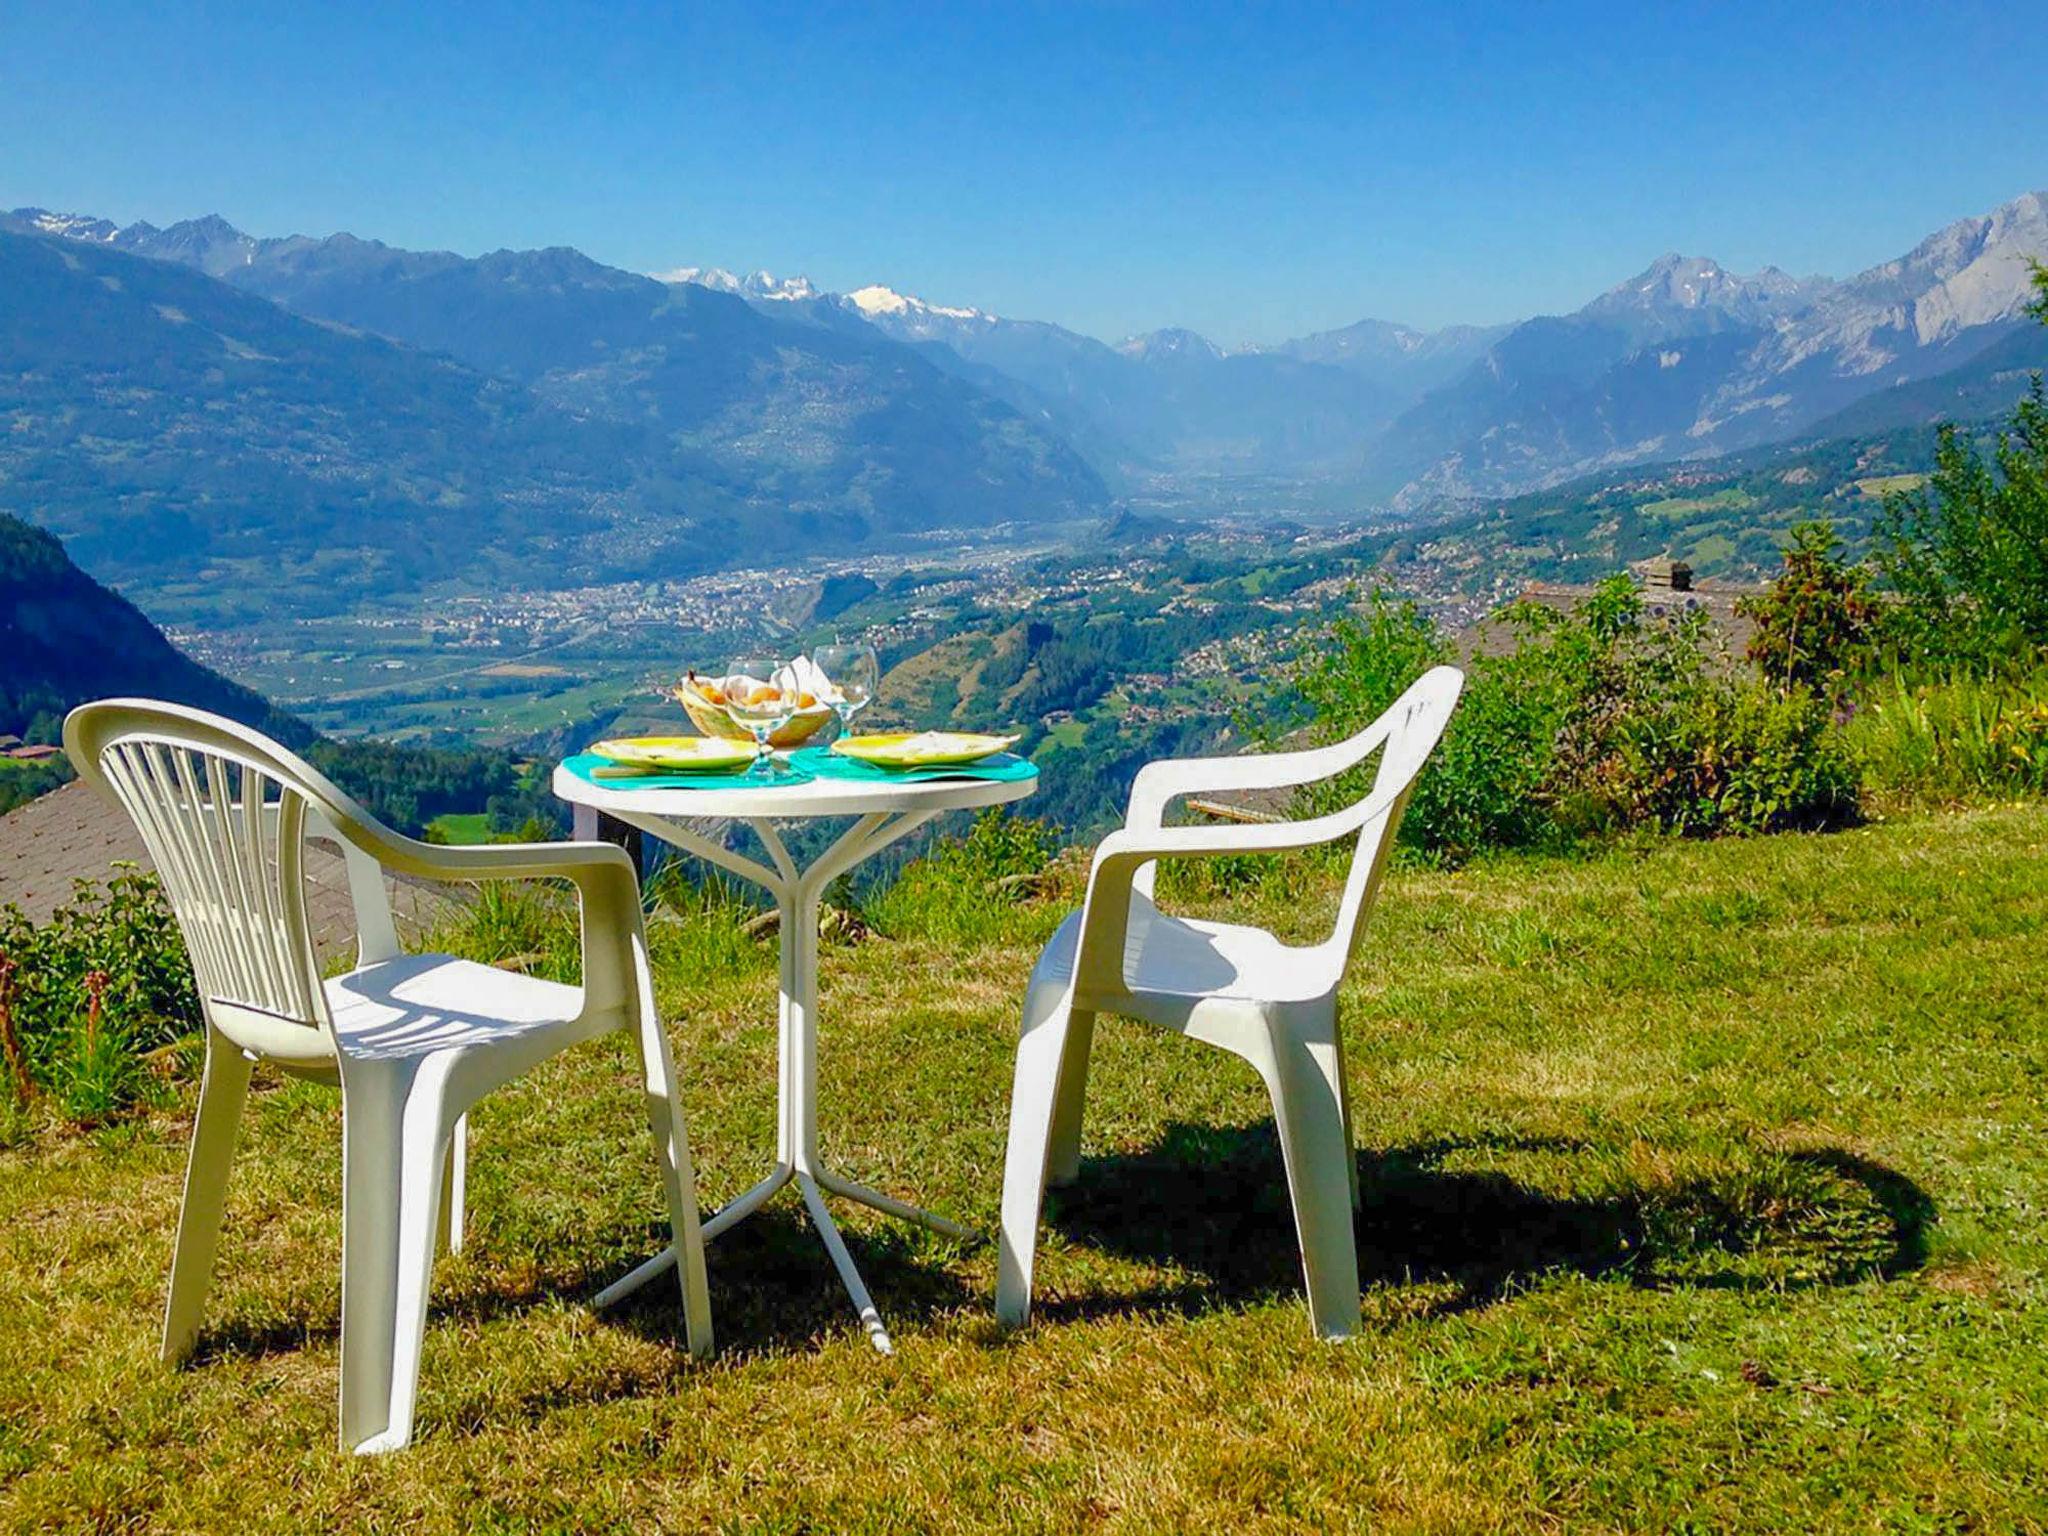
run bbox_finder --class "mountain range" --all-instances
[663,190,2048,500]
[4,189,2045,618]
[0,209,1109,614]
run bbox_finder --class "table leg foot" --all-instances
[799,1173,894,1355]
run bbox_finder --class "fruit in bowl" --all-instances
[674,669,833,748]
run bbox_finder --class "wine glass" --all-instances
[724,654,797,779]
[813,641,880,740]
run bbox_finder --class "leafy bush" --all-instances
[0,868,200,1124]
[1294,579,1858,864]
[1293,589,1557,860]
[1875,382,2048,669]
[1738,520,1885,701]
[1292,588,1450,726]
[1621,680,1859,837]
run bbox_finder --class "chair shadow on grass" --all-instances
[1028,1123,1934,1327]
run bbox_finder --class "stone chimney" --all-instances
[1634,556,1693,592]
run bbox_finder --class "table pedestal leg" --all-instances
[592,809,965,1352]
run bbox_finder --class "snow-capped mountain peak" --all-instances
[652,267,997,330]
[1583,252,1828,331]
[845,284,990,323]
[654,266,820,302]
[11,207,121,242]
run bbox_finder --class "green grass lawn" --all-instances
[1638,487,1757,522]
[424,811,494,845]
[4,807,2047,1530]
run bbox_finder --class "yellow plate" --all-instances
[830,731,1020,769]
[588,736,756,772]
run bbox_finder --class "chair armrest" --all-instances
[344,833,648,1018]
[1123,723,1398,830]
[1070,783,1409,998]
[365,836,638,886]
[1098,776,1405,881]
[1122,664,1463,830]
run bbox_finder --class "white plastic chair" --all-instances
[64,700,713,1454]
[995,666,1463,1340]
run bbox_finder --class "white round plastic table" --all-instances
[554,759,1037,1353]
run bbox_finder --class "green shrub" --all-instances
[1398,638,1567,860]
[1293,589,1562,861]
[1293,578,1859,863]
[1738,520,1885,702]
[0,867,200,1123]
[1291,587,1450,728]
[1620,681,1860,836]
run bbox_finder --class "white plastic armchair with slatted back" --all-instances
[63,700,713,1454]
[995,665,1463,1340]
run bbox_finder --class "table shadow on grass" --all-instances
[606,1205,981,1357]
[186,1203,976,1376]
[1032,1126,1933,1326]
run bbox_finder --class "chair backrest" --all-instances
[1325,665,1462,967]
[63,700,401,1065]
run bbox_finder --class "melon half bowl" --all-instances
[673,674,834,749]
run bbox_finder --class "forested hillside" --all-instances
[1404,414,2016,589]
[0,512,550,834]
[0,512,308,745]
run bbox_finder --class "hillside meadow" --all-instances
[1,802,2044,1531]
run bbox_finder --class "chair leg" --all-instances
[1259,1020,1361,1341]
[161,1031,255,1366]
[337,1061,449,1455]
[1046,1008,1096,1188]
[996,989,1084,1328]
[1324,1018,1361,1212]
[439,1113,467,1255]
[628,991,714,1358]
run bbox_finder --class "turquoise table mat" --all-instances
[559,752,814,791]
[791,747,1038,784]
[562,748,1036,793]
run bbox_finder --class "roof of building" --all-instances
[0,780,464,960]
[1482,575,1766,657]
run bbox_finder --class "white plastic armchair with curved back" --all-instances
[64,700,713,1454]
[995,665,1463,1340]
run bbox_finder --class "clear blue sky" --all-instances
[3,1,2043,346]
